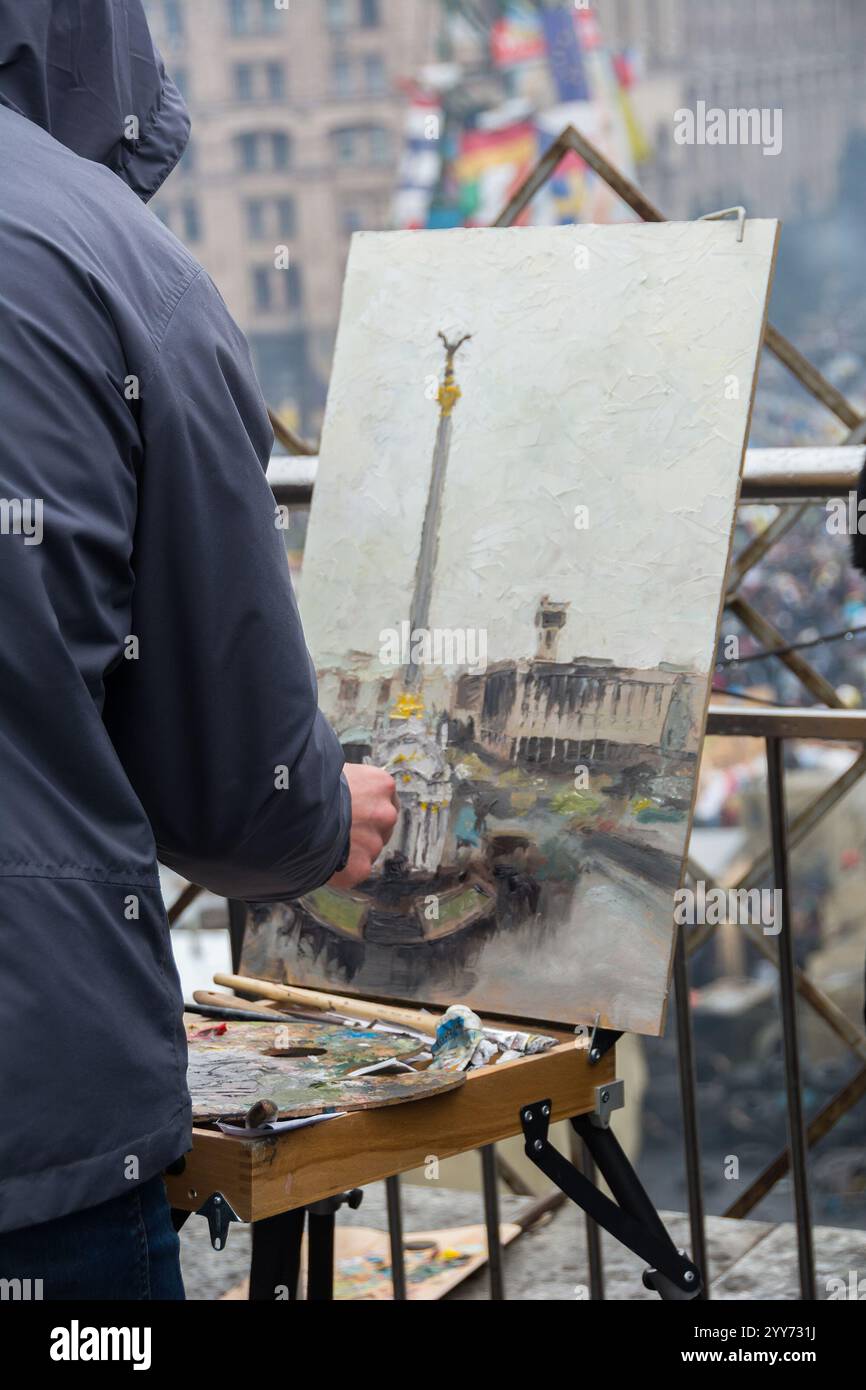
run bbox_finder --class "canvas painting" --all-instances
[241,222,778,1033]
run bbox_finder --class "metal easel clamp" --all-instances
[576,1014,622,1065]
[308,1188,363,1217]
[195,1191,241,1251]
[698,204,747,242]
[592,1077,625,1128]
[519,1100,702,1300]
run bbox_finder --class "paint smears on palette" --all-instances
[244,223,778,1034]
[184,1016,464,1122]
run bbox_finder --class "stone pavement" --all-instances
[178,1181,866,1300]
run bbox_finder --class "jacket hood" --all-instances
[0,0,189,201]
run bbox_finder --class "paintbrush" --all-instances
[185,1000,277,1024]
[214,972,442,1036]
[192,989,352,1027]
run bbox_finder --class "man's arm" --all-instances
[104,268,387,900]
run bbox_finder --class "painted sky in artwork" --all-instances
[301,222,779,679]
[262,222,779,1033]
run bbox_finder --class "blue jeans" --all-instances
[0,1175,184,1300]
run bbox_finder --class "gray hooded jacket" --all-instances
[0,0,350,1233]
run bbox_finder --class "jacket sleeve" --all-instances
[103,267,350,901]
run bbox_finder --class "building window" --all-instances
[180,200,201,242]
[234,63,254,101]
[230,0,282,37]
[369,126,390,163]
[249,331,310,432]
[252,266,273,312]
[237,132,259,170]
[164,0,185,41]
[235,131,293,171]
[326,0,349,29]
[275,196,296,237]
[245,196,297,240]
[266,62,286,100]
[228,0,249,35]
[259,0,283,32]
[341,198,383,235]
[333,128,356,164]
[246,199,266,240]
[363,54,386,94]
[332,126,391,166]
[177,137,195,175]
[234,61,286,102]
[252,263,302,313]
[271,131,291,168]
[360,0,381,28]
[172,66,190,100]
[332,56,353,96]
[285,263,302,309]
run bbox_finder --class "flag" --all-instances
[491,2,547,69]
[539,5,590,102]
[392,85,444,229]
[453,121,539,226]
[575,6,650,166]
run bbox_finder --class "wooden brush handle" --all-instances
[192,990,285,1020]
[213,972,440,1036]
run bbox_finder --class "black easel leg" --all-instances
[521,1101,701,1299]
[673,924,709,1298]
[249,1207,306,1301]
[306,1210,336,1301]
[479,1145,505,1300]
[569,1130,604,1299]
[385,1175,407,1300]
[571,1115,672,1246]
[571,1114,700,1300]
[300,1189,363,1302]
[766,737,816,1300]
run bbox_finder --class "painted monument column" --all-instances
[373,332,472,873]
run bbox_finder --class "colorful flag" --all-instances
[575,5,650,167]
[453,121,539,226]
[392,85,444,230]
[540,5,590,102]
[491,2,547,70]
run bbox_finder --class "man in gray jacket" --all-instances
[0,0,396,1297]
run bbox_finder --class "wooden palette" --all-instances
[185,1015,464,1122]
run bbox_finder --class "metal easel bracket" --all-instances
[520,1100,702,1300]
[698,204,747,241]
[576,1014,622,1065]
[195,1191,241,1251]
[592,1078,625,1127]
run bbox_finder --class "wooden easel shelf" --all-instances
[166,1032,615,1223]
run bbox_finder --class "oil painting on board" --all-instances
[241,222,778,1033]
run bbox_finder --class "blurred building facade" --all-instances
[599,0,866,220]
[144,0,439,430]
[143,0,866,432]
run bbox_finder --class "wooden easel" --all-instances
[165,952,702,1300]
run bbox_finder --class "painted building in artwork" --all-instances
[458,658,703,772]
[317,645,703,777]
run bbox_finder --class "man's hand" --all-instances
[329,763,399,889]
